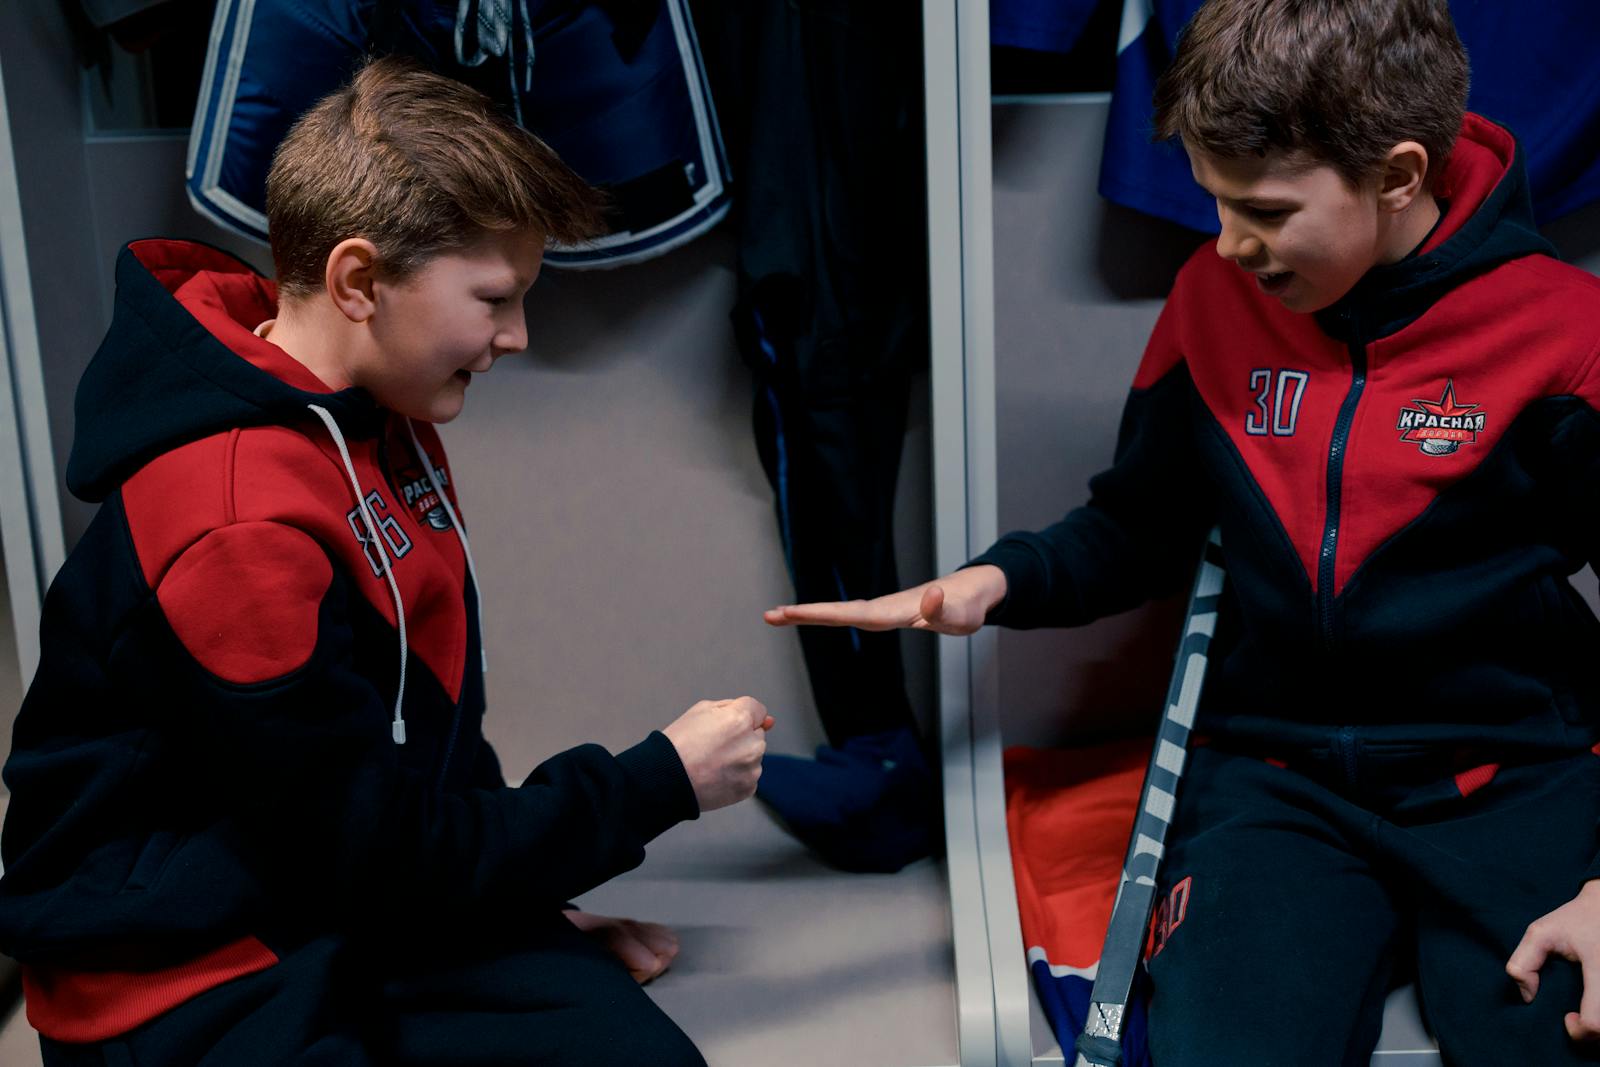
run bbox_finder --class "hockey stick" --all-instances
[1075,526,1226,1067]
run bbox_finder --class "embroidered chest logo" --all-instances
[1396,380,1486,456]
[396,460,453,531]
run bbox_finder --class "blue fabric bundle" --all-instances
[186,0,730,269]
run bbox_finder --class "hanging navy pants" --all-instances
[38,912,705,1066]
[1147,743,1600,1065]
[694,0,928,747]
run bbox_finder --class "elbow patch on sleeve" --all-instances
[157,523,333,684]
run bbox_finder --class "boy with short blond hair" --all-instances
[769,0,1600,1060]
[0,57,769,1066]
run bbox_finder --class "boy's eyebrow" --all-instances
[1209,189,1299,209]
[481,273,533,291]
[1189,169,1298,209]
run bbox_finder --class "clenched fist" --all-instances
[662,697,773,812]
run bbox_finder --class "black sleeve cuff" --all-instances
[616,730,700,843]
[965,536,1052,627]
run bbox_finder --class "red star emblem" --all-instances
[1410,380,1478,419]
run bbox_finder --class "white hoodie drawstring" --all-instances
[404,418,488,676]
[308,404,410,745]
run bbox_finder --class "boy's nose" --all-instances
[494,315,529,357]
[1215,222,1264,266]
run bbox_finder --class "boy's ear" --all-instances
[1377,141,1430,214]
[325,238,381,324]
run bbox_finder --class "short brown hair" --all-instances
[266,56,607,301]
[1152,0,1469,188]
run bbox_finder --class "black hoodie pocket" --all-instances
[122,831,184,893]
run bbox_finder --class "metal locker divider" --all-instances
[0,15,80,1047]
[0,45,65,692]
[922,2,1034,1063]
[0,8,77,697]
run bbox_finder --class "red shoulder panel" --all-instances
[157,523,332,684]
[1333,257,1600,591]
[126,420,470,702]
[1169,251,1345,590]
[122,432,237,590]
[1131,247,1215,391]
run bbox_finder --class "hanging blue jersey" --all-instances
[1101,0,1600,232]
[991,0,1103,54]
[186,0,730,270]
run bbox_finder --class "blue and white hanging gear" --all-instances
[186,0,730,269]
[990,0,1102,55]
[1102,0,1600,232]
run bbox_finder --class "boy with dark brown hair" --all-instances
[769,0,1600,1060]
[0,57,771,1065]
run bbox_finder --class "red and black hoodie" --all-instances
[974,115,1600,860]
[0,239,698,1042]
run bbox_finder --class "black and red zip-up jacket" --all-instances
[0,239,698,1042]
[974,115,1600,861]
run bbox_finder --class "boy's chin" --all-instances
[422,402,465,424]
[394,394,466,425]
[1276,287,1339,314]
[1274,274,1363,315]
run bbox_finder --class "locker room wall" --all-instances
[990,98,1600,751]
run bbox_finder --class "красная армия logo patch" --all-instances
[1396,380,1485,456]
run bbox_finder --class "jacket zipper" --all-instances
[1323,316,1367,783]
[1317,312,1367,651]
[1337,725,1360,786]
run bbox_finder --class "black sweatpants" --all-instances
[39,913,705,1067]
[1146,744,1600,1066]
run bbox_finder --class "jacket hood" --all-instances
[67,239,384,502]
[1315,113,1557,341]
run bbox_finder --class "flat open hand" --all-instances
[761,564,1007,637]
[565,910,681,984]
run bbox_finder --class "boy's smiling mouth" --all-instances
[1255,270,1293,295]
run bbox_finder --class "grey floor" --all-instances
[577,803,957,1066]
